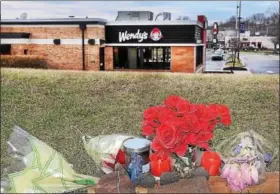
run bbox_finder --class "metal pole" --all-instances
[82,29,85,70]
[236,1,238,30]
[237,1,241,60]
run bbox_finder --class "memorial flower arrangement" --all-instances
[142,95,231,160]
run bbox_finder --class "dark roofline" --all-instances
[0,18,107,25]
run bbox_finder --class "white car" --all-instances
[211,49,224,60]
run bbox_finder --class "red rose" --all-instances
[164,95,183,109]
[194,104,206,116]
[221,115,231,126]
[142,120,160,128]
[208,120,217,132]
[200,122,209,132]
[197,142,210,151]
[183,133,198,145]
[176,99,191,115]
[207,104,220,120]
[171,142,188,156]
[143,106,159,120]
[217,105,232,126]
[183,114,200,133]
[158,107,175,123]
[142,125,155,136]
[197,131,213,142]
[155,122,180,149]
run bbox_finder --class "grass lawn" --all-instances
[1,68,279,177]
[225,57,245,68]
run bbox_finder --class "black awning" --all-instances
[0,32,31,39]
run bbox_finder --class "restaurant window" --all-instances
[0,44,11,55]
[196,46,203,68]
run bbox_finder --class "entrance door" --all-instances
[128,48,137,69]
[99,47,105,71]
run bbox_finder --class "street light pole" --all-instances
[237,1,242,60]
[236,1,238,31]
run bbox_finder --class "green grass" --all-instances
[1,68,279,177]
[225,57,245,68]
[240,50,275,55]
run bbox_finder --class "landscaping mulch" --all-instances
[87,172,279,193]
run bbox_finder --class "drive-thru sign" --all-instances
[212,22,219,35]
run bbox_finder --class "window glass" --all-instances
[0,44,11,55]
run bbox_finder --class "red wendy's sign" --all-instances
[212,22,219,35]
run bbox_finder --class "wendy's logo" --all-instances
[150,28,163,41]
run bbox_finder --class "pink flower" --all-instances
[221,163,231,178]
[250,165,259,185]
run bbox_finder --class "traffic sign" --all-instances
[240,22,245,33]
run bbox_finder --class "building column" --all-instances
[104,46,113,71]
[171,46,195,73]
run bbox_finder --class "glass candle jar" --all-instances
[123,138,151,182]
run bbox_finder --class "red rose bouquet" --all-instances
[142,95,231,160]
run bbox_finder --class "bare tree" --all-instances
[271,37,279,50]
[267,5,279,49]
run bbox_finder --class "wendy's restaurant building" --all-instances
[0,13,208,73]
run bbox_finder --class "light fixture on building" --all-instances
[100,39,105,45]
[88,39,95,45]
[53,39,61,45]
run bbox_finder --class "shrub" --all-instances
[0,55,48,69]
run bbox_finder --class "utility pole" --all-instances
[236,1,238,31]
[237,1,242,60]
[233,1,239,71]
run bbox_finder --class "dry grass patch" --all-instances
[1,68,279,177]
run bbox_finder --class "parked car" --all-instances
[211,49,224,61]
[213,45,220,50]
[244,46,259,52]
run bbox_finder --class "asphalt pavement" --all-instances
[240,53,279,74]
[205,49,279,74]
[204,49,226,71]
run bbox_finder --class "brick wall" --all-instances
[104,46,113,71]
[11,44,100,70]
[1,26,105,39]
[2,25,103,70]
[171,47,195,73]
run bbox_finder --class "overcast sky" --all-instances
[1,1,278,25]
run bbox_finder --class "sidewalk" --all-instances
[233,70,251,75]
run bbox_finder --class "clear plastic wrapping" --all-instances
[82,134,134,174]
[216,130,278,191]
[1,126,99,193]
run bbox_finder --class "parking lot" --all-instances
[205,49,279,74]
[204,49,227,71]
[240,53,279,74]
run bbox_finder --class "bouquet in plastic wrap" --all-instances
[82,134,134,174]
[216,130,278,192]
[1,126,99,193]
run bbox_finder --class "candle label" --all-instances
[142,163,150,173]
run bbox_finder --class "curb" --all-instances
[222,57,252,75]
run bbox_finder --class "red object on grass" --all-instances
[201,151,221,176]
[150,153,172,177]
[115,149,125,165]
